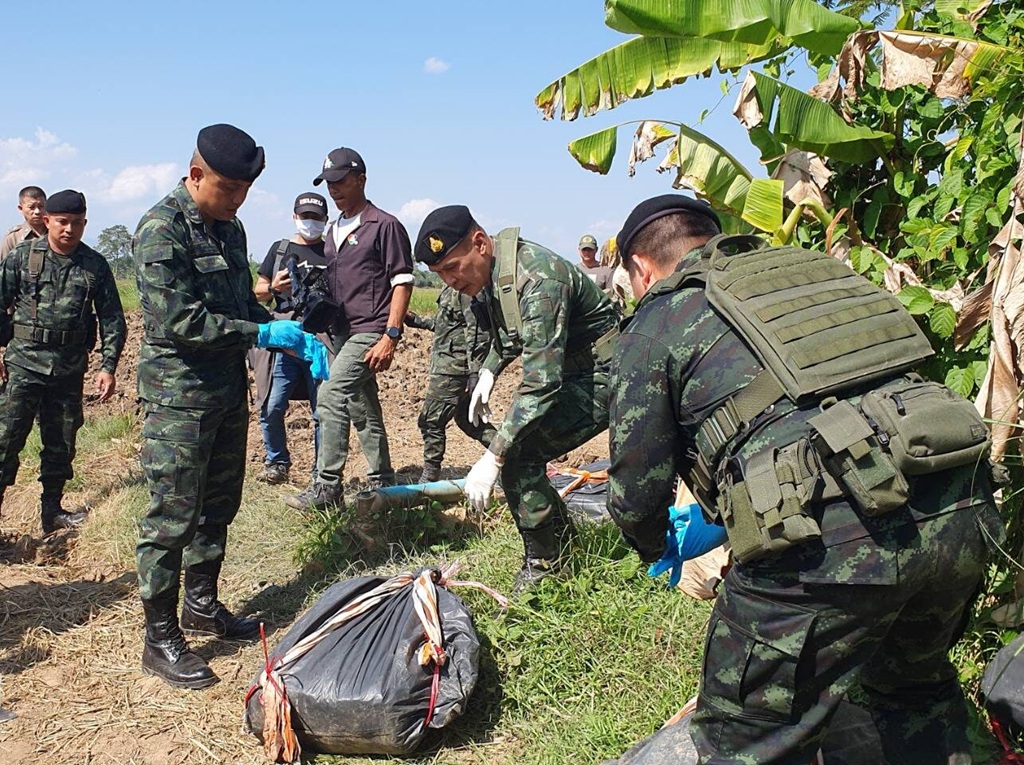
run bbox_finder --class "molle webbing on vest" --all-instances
[685,235,934,539]
[703,234,934,402]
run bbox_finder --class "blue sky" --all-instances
[0,0,765,263]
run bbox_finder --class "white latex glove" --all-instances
[464,450,501,512]
[469,368,495,427]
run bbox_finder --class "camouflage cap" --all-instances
[578,234,598,250]
[414,205,475,265]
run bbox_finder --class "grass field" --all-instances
[410,286,441,316]
[33,412,1005,763]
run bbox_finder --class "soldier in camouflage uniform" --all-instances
[133,125,322,690]
[607,195,1002,764]
[405,285,495,483]
[0,189,126,534]
[415,205,618,591]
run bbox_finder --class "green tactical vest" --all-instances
[658,234,955,563]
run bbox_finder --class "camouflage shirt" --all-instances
[0,237,126,377]
[481,238,618,458]
[423,286,490,376]
[133,181,271,408]
[608,250,997,563]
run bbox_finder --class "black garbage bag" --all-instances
[982,632,1024,729]
[548,459,611,524]
[244,569,480,757]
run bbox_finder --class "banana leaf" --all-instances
[536,34,779,121]
[604,0,861,57]
[734,71,894,164]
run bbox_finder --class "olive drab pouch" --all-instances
[719,440,826,564]
[859,378,990,475]
[809,399,909,517]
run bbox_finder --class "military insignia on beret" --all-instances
[428,235,444,253]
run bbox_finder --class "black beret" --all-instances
[414,205,475,265]
[197,123,265,182]
[616,194,721,257]
[45,189,86,214]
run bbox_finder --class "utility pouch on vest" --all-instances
[719,439,825,564]
[809,399,909,517]
[859,378,990,475]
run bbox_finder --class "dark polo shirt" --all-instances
[325,201,413,336]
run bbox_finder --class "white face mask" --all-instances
[296,218,326,240]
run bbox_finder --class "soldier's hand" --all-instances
[364,335,396,373]
[95,371,116,402]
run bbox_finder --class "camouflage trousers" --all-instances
[692,497,996,765]
[418,373,495,468]
[500,370,609,532]
[0,363,84,496]
[316,332,393,487]
[136,400,248,602]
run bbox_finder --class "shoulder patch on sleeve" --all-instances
[142,244,174,264]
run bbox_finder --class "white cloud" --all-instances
[0,128,77,191]
[423,57,450,74]
[398,197,441,231]
[99,163,180,203]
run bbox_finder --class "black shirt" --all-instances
[258,238,327,314]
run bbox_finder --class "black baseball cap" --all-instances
[414,205,475,266]
[196,124,265,182]
[293,192,328,216]
[313,148,366,185]
[617,194,721,257]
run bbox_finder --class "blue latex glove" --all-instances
[296,332,331,381]
[255,320,305,351]
[648,503,728,587]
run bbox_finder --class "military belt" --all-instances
[13,324,89,346]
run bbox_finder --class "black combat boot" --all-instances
[40,494,88,535]
[417,463,442,484]
[141,595,218,690]
[180,562,260,641]
[512,517,576,595]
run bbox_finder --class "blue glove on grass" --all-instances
[648,503,728,587]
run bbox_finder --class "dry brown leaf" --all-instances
[879,31,980,99]
[772,149,832,208]
[954,279,993,350]
[808,68,842,103]
[974,123,1024,460]
[628,121,675,177]
[839,31,879,98]
[733,71,764,130]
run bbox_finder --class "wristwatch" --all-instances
[384,326,403,341]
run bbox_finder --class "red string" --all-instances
[243,622,272,706]
[991,717,1024,765]
[424,661,442,728]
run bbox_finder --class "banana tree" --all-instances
[538,1,1011,232]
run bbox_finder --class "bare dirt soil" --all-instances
[0,314,607,765]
